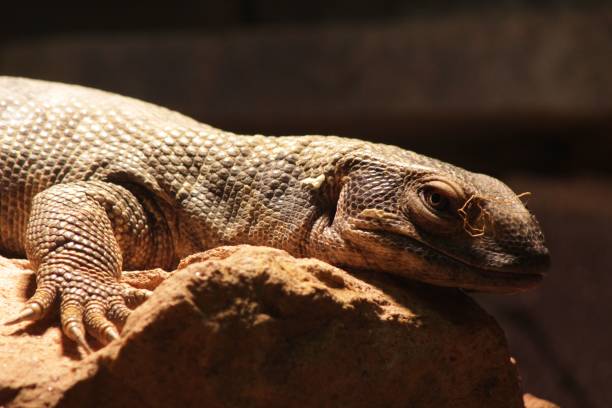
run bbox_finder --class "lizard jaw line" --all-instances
[349,214,547,279]
[424,241,547,278]
[405,236,546,291]
[354,227,546,288]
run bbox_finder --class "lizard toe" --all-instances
[60,294,92,354]
[121,286,153,307]
[83,299,120,344]
[107,301,132,326]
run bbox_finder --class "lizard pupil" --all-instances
[428,191,448,210]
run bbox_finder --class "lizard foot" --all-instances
[5,268,152,354]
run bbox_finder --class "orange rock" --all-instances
[524,393,560,408]
[1,245,535,407]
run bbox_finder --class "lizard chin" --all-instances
[343,226,548,293]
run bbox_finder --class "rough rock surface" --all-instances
[523,393,560,408]
[1,245,537,407]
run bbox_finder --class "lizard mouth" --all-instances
[421,238,549,277]
[416,236,546,291]
[351,224,548,292]
[408,236,546,291]
[403,234,546,291]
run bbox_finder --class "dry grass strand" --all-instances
[457,192,532,238]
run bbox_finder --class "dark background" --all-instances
[1,1,610,406]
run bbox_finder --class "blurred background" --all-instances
[1,1,610,406]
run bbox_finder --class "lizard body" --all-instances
[0,77,549,351]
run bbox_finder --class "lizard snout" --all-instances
[503,244,550,276]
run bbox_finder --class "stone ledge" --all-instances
[0,245,536,407]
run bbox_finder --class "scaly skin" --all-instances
[0,77,549,352]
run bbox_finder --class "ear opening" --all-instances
[312,172,345,228]
[316,152,360,228]
[326,199,338,227]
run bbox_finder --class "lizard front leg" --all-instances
[5,180,174,353]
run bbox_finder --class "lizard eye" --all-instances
[404,178,465,234]
[419,180,461,216]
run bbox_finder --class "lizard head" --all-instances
[327,145,550,293]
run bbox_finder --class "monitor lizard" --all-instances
[0,77,549,353]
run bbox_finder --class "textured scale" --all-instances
[0,77,549,352]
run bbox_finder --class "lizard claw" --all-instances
[3,304,43,325]
[65,321,93,354]
[104,326,120,342]
[4,282,57,326]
